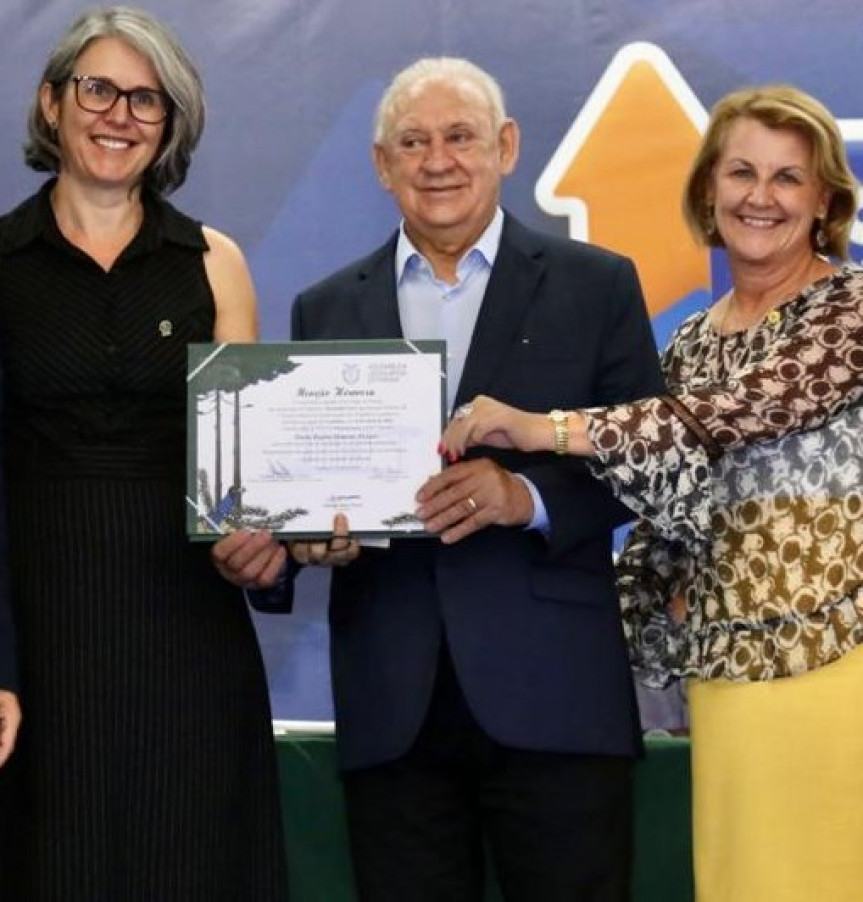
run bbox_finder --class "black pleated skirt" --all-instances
[1,474,288,901]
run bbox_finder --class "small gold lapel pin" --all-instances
[158,320,173,337]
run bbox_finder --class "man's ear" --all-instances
[498,119,520,176]
[372,144,392,190]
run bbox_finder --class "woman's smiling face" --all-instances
[42,36,166,192]
[709,116,830,268]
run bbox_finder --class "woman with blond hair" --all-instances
[430,84,863,901]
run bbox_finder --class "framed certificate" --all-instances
[186,339,446,539]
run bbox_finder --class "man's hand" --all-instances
[415,458,534,544]
[211,529,288,589]
[0,690,21,768]
[289,513,360,567]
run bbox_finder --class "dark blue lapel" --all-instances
[347,218,545,406]
[454,213,545,408]
[351,233,403,338]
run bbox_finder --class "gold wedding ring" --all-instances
[466,496,478,514]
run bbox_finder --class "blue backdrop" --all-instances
[1,0,861,720]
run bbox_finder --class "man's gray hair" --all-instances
[374,57,507,144]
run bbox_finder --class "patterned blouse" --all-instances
[584,263,863,686]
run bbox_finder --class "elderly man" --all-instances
[216,57,664,901]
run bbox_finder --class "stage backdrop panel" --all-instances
[0,0,860,720]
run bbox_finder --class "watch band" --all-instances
[548,409,569,455]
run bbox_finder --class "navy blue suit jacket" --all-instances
[288,213,665,770]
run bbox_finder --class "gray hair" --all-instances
[24,5,205,195]
[373,57,507,145]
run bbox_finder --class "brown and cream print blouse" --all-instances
[584,263,863,685]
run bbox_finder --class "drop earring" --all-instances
[815,219,828,251]
[704,205,717,240]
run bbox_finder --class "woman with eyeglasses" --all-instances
[0,7,287,899]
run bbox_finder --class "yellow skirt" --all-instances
[689,645,863,902]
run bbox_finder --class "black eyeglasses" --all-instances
[67,75,171,124]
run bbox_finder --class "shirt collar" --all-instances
[0,178,208,257]
[395,206,504,283]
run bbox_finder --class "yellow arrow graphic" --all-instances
[536,43,710,317]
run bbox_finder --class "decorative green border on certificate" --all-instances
[186,339,447,540]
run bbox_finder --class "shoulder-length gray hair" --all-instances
[24,5,205,195]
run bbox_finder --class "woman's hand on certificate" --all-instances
[440,395,552,459]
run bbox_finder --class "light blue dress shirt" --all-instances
[395,208,502,416]
[394,208,549,533]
